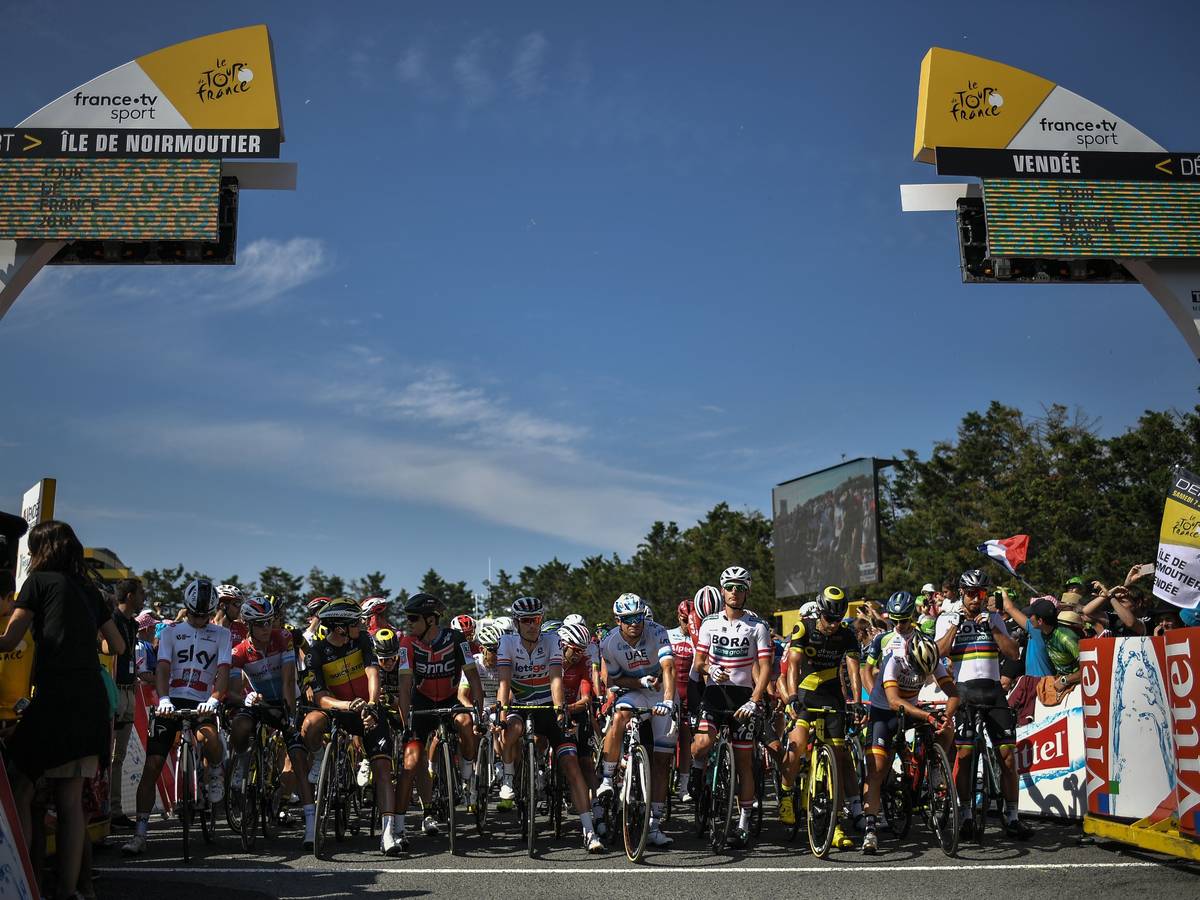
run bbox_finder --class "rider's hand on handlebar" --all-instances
[243,691,262,708]
[734,700,757,720]
[638,675,660,691]
[652,700,675,717]
[197,697,220,715]
[348,698,366,712]
[156,697,175,716]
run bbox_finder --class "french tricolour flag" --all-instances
[978,534,1030,575]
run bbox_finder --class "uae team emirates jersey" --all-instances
[396,628,475,704]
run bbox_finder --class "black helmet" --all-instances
[317,597,361,624]
[886,591,916,621]
[815,585,848,620]
[404,592,443,617]
[372,628,401,659]
[184,578,216,616]
[959,569,989,591]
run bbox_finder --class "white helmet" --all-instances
[799,600,820,618]
[613,592,649,617]
[558,622,591,649]
[720,566,751,586]
[360,596,389,617]
[492,615,515,634]
[216,583,245,603]
[694,585,723,619]
[510,596,544,618]
[185,578,217,616]
[563,613,587,628]
[476,623,503,648]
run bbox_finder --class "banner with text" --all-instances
[1156,465,1200,610]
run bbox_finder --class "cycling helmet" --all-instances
[541,619,563,634]
[720,566,751,587]
[241,595,275,625]
[372,628,401,659]
[216,583,245,603]
[306,596,331,616]
[959,569,990,591]
[317,597,362,623]
[815,585,848,620]
[559,622,591,649]
[886,590,917,621]
[451,614,476,639]
[563,613,587,628]
[476,623,503,648]
[694,585,723,619]
[613,592,648,617]
[493,615,515,634]
[404,592,443,617]
[909,632,939,676]
[360,596,390,618]
[510,596,544,618]
[799,600,819,618]
[184,578,217,616]
[677,598,694,620]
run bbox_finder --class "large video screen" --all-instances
[773,457,880,600]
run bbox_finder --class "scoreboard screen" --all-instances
[0,159,220,241]
[983,179,1200,258]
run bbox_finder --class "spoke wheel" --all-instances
[314,740,337,860]
[926,742,959,857]
[751,747,766,837]
[969,739,987,845]
[179,748,194,864]
[622,743,651,862]
[525,739,538,858]
[552,758,564,839]
[806,743,840,858]
[474,740,491,836]
[709,741,736,852]
[240,750,259,852]
[435,735,457,854]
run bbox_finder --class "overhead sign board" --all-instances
[0,159,220,241]
[938,147,1200,182]
[913,48,1162,164]
[983,178,1200,258]
[0,128,278,159]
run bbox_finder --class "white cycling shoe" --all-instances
[356,759,372,788]
[499,778,516,801]
[647,825,673,847]
[422,815,440,836]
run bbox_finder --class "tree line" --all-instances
[139,402,1200,625]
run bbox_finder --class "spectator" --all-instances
[1151,603,1183,635]
[1047,609,1085,693]
[0,568,35,723]
[0,520,125,900]
[108,578,144,829]
[1001,592,1055,679]
[134,612,158,686]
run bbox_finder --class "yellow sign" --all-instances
[1155,465,1200,610]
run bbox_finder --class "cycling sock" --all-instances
[503,763,515,777]
[460,758,474,781]
[738,803,752,830]
[865,814,876,833]
[135,814,149,837]
[580,811,595,834]
[849,796,863,817]
[1004,801,1018,823]
[382,813,397,833]
[678,770,690,793]
[602,761,616,779]
[650,802,664,821]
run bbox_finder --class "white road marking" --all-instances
[97,861,1167,875]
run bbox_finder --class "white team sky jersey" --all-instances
[599,620,673,680]
[695,611,771,688]
[159,621,232,703]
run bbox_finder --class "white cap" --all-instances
[921,583,936,594]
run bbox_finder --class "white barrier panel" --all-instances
[1016,693,1085,819]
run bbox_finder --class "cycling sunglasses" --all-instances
[405,613,428,622]
[722,583,749,593]
[617,613,645,626]
[516,615,543,626]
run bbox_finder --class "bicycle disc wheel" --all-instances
[751,747,766,837]
[926,742,959,856]
[240,750,259,852]
[807,743,840,858]
[710,741,735,852]
[436,736,457,854]
[314,741,336,859]
[526,740,538,858]
[622,743,651,862]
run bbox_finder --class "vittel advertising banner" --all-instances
[1164,629,1200,839]
[1016,695,1085,820]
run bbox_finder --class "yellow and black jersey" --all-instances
[308,633,376,702]
[787,617,860,691]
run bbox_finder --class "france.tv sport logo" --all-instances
[72,91,160,123]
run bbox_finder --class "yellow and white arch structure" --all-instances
[903,48,1200,362]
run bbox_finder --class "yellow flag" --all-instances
[1156,466,1200,610]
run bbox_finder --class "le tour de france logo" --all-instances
[950,79,1003,122]
[197,57,254,104]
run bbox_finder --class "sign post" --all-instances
[14,478,55,593]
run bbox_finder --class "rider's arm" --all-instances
[397,670,412,725]
[884,682,937,724]
[366,663,381,704]
[155,657,170,699]
[550,664,565,710]
[212,664,229,703]
[750,655,770,705]
[282,660,297,714]
[990,614,1019,661]
[934,613,958,658]
[938,676,960,720]
[660,654,676,703]
[845,653,862,703]
[465,667,485,715]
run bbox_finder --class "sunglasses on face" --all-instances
[618,614,645,626]
[722,584,749,594]
[517,616,543,626]
[821,614,841,624]
[406,613,427,622]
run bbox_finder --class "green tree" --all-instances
[418,568,474,617]
[259,566,304,624]
[139,564,185,615]
[350,571,390,599]
[306,567,346,601]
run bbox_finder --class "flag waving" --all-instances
[978,534,1030,576]
[1155,465,1200,610]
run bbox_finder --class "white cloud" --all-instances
[214,238,330,309]
[511,32,548,99]
[453,37,496,107]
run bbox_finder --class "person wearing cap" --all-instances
[134,611,158,686]
[999,590,1055,679]
[1047,610,1085,693]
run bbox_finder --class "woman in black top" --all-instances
[0,520,124,900]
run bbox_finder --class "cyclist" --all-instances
[779,585,861,849]
[459,622,505,789]
[394,592,484,847]
[691,567,772,849]
[299,597,400,856]
[564,612,602,698]
[861,591,920,697]
[861,631,958,853]
[361,596,394,636]
[666,598,696,801]
[595,593,677,847]
[496,596,602,852]
[558,622,598,792]
[228,595,315,848]
[935,568,1030,840]
[122,578,230,856]
[451,614,481,654]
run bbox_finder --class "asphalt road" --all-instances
[90,800,1199,900]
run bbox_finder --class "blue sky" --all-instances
[2,1,1198,596]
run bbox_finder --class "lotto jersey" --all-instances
[868,632,947,709]
[695,611,772,688]
[562,655,594,705]
[936,611,1005,683]
[787,618,860,691]
[231,631,296,704]
[600,621,673,681]
[865,629,894,668]
[396,627,475,704]
[496,632,561,706]
[309,633,377,702]
[666,626,694,698]
[159,621,232,703]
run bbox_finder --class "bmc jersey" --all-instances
[936,611,1006,683]
[309,633,377,702]
[868,632,948,710]
[695,611,772,688]
[666,626,694,698]
[396,628,475,704]
[231,631,296,704]
[159,621,232,703]
[600,621,673,681]
[496,633,560,706]
[787,618,860,691]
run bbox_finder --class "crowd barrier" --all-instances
[1016,692,1086,820]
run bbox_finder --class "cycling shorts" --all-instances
[867,706,900,758]
[792,683,847,743]
[405,693,467,747]
[314,707,393,761]
[954,679,1016,750]
[614,689,677,753]
[146,698,216,758]
[698,684,754,750]
[231,704,305,754]
[503,707,576,757]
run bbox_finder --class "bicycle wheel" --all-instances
[926,742,959,857]
[525,739,538,858]
[663,754,676,825]
[334,744,350,842]
[984,743,1005,823]
[552,756,564,839]
[314,740,337,859]
[225,753,244,834]
[693,762,710,838]
[622,743,651,862]
[807,743,840,858]
[240,748,259,852]
[179,746,194,864]
[260,735,279,841]
[969,734,987,844]
[436,735,457,854]
[751,746,766,837]
[709,740,736,852]
[474,740,491,835]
